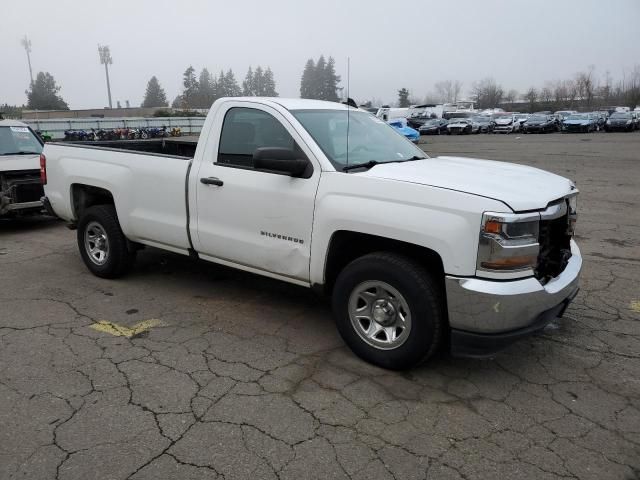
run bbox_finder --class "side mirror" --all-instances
[253,147,310,178]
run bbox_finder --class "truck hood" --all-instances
[0,153,41,172]
[359,156,574,211]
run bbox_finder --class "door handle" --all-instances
[200,177,224,186]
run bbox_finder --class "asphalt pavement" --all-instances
[1,131,639,479]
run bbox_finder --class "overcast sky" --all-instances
[1,0,639,109]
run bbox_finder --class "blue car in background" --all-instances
[388,118,420,143]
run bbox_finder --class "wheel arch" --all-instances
[70,183,115,221]
[318,230,445,297]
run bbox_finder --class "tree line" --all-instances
[144,65,279,109]
[300,55,341,101]
[394,66,640,112]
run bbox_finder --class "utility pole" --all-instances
[98,44,113,108]
[21,35,34,86]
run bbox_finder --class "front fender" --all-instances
[310,173,509,286]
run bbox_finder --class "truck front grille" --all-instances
[535,209,572,282]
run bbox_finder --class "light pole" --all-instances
[98,44,113,109]
[21,35,34,86]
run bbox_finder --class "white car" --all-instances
[0,120,45,217]
[42,97,581,369]
[493,114,522,133]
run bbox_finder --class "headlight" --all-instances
[567,194,578,235]
[477,212,540,276]
[627,120,632,124]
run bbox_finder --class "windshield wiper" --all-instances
[0,152,41,156]
[342,156,426,172]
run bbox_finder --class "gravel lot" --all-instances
[1,132,639,480]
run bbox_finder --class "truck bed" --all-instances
[58,137,198,158]
[43,141,194,253]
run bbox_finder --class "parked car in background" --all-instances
[472,116,494,133]
[418,118,449,135]
[590,112,607,130]
[555,110,578,121]
[561,114,598,133]
[493,114,521,134]
[605,112,635,131]
[0,120,45,217]
[447,118,477,134]
[514,114,530,130]
[523,114,559,133]
[632,112,640,130]
[388,118,420,143]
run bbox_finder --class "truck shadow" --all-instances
[127,246,529,375]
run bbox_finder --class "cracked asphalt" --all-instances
[1,132,639,480]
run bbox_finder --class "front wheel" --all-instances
[77,205,135,278]
[332,252,445,369]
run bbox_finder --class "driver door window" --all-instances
[217,107,298,168]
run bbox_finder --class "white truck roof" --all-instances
[220,97,352,111]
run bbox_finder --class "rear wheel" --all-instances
[332,252,445,369]
[77,205,135,278]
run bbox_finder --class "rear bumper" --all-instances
[445,240,582,356]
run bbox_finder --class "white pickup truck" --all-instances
[42,97,581,369]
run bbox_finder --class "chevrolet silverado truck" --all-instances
[0,120,45,217]
[42,97,581,369]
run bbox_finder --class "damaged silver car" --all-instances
[0,120,45,217]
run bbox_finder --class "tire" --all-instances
[332,252,445,370]
[77,205,135,278]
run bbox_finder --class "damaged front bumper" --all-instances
[0,171,44,216]
[445,240,582,357]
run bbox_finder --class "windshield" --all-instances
[472,117,489,123]
[566,114,588,120]
[610,113,631,119]
[0,126,43,155]
[291,109,427,170]
[424,119,442,125]
[495,114,512,120]
[529,115,547,121]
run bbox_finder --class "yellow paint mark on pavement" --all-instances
[90,319,166,337]
[631,301,640,313]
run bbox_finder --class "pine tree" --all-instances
[217,70,227,97]
[300,58,316,99]
[171,95,184,109]
[242,67,255,96]
[314,56,327,100]
[322,57,341,102]
[263,67,278,97]
[224,69,241,97]
[254,66,265,96]
[197,68,215,108]
[141,76,168,108]
[398,88,410,107]
[181,66,199,108]
[26,72,69,110]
